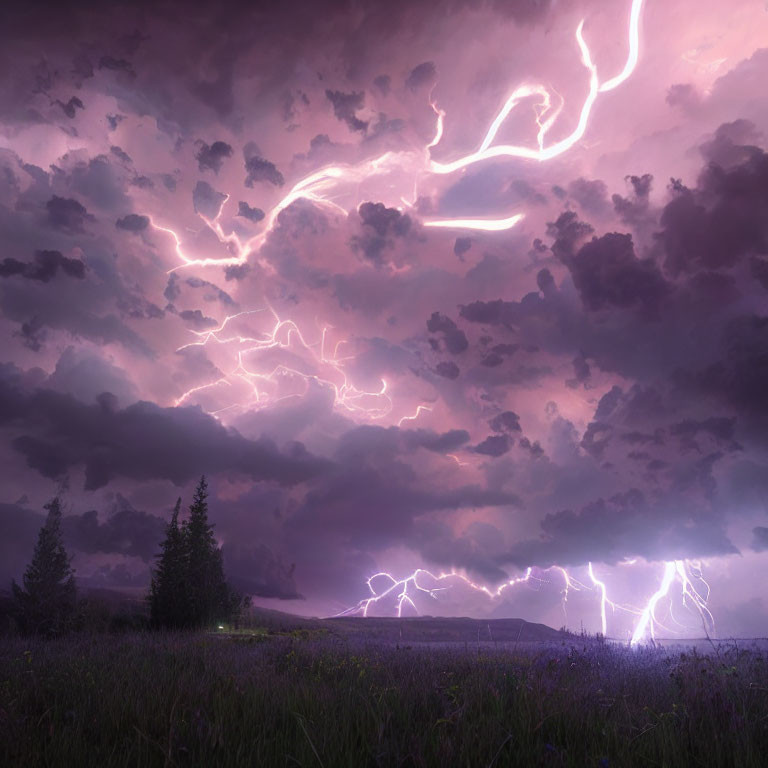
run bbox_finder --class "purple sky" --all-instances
[1,0,768,640]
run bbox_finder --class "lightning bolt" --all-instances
[336,567,536,618]
[342,554,716,647]
[151,0,646,267]
[162,0,678,641]
[173,305,432,423]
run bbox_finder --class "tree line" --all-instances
[9,476,244,636]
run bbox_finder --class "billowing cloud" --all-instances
[0,0,767,634]
[0,250,85,282]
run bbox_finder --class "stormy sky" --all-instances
[1,0,767,639]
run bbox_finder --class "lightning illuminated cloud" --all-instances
[161,0,647,424]
[151,0,646,269]
[158,0,714,644]
[173,306,410,421]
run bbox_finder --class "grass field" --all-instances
[1,624,767,767]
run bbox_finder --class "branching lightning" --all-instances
[341,556,716,646]
[151,0,646,269]
[158,0,694,644]
[172,305,426,421]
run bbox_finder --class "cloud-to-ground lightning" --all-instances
[161,0,694,643]
[336,567,536,618]
[342,556,717,646]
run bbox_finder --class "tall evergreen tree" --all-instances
[183,476,230,627]
[12,497,77,636]
[149,478,243,630]
[149,498,189,628]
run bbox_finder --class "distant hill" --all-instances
[0,586,565,642]
[326,615,565,643]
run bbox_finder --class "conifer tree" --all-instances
[183,476,230,627]
[149,478,244,629]
[149,498,189,628]
[11,497,77,636]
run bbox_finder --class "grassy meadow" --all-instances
[1,618,767,767]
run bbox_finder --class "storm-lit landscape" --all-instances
[1,0,768,764]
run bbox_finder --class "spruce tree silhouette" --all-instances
[149,478,239,629]
[12,497,77,636]
[184,476,230,627]
[149,498,190,628]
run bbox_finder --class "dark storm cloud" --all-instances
[0,248,156,355]
[675,314,768,428]
[568,177,609,215]
[657,124,768,276]
[426,311,468,354]
[402,428,470,453]
[63,503,165,561]
[0,250,85,282]
[325,89,368,133]
[611,173,653,226]
[46,346,138,406]
[474,434,511,457]
[195,140,233,173]
[57,96,84,119]
[488,411,521,434]
[237,201,265,222]
[46,195,94,232]
[331,425,470,464]
[411,519,509,584]
[454,237,472,259]
[115,213,149,232]
[502,489,739,569]
[0,374,331,490]
[405,61,437,90]
[560,231,670,313]
[435,360,460,379]
[244,155,284,187]
[292,449,520,555]
[0,0,765,625]
[178,308,218,329]
[222,544,302,599]
[567,354,591,388]
[351,202,412,264]
[288,426,520,548]
[180,275,235,306]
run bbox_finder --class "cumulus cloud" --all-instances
[426,311,468,354]
[244,155,284,187]
[325,89,368,133]
[0,0,767,629]
[46,196,94,232]
[0,250,85,282]
[195,140,233,173]
[115,213,149,232]
[405,61,437,90]
[351,202,412,264]
[237,201,265,222]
